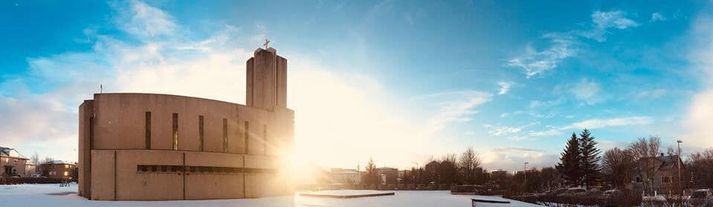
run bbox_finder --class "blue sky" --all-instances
[2,0,713,171]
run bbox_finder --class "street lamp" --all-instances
[524,161,529,190]
[677,140,683,198]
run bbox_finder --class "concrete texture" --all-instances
[79,48,293,200]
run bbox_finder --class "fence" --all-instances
[0,177,70,185]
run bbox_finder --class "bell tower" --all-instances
[246,47,287,110]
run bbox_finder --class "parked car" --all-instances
[558,187,586,196]
[690,189,713,206]
[603,189,621,197]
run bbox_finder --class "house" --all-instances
[328,168,362,185]
[39,160,76,179]
[24,163,37,177]
[0,146,28,177]
[376,167,399,184]
[633,154,684,196]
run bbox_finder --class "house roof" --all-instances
[638,154,682,170]
[46,160,74,165]
[0,146,27,159]
[659,155,682,169]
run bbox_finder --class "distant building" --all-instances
[24,163,37,177]
[328,168,362,185]
[40,160,76,179]
[633,154,684,195]
[78,47,294,200]
[0,146,28,177]
[376,167,399,184]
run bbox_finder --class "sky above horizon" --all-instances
[2,0,713,172]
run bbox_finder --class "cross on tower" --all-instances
[263,39,270,49]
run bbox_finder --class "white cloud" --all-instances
[583,10,639,41]
[683,13,713,149]
[481,147,558,171]
[521,116,652,140]
[113,0,177,38]
[497,81,513,95]
[650,12,667,22]
[507,34,576,78]
[635,89,667,99]
[1,0,489,170]
[508,10,639,78]
[0,95,75,147]
[420,91,491,134]
[528,99,562,109]
[564,116,652,130]
[592,10,639,29]
[528,128,563,137]
[483,124,521,136]
[571,79,603,105]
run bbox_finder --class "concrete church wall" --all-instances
[79,48,293,200]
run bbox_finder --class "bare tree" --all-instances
[602,147,635,189]
[439,155,458,185]
[628,136,661,160]
[687,149,713,188]
[29,152,40,175]
[30,152,40,165]
[443,153,457,164]
[627,136,662,195]
[38,157,54,177]
[666,146,676,156]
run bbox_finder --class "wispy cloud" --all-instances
[571,79,603,105]
[528,128,563,137]
[507,34,576,78]
[518,116,652,142]
[650,12,667,22]
[582,10,639,42]
[563,116,652,129]
[483,124,522,136]
[508,9,639,77]
[528,98,563,109]
[113,0,177,38]
[423,91,491,134]
[497,81,513,95]
[635,89,667,99]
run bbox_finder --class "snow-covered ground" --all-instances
[0,184,537,207]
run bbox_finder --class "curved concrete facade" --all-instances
[78,48,293,200]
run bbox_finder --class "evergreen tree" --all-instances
[579,129,601,189]
[363,158,379,186]
[556,133,583,186]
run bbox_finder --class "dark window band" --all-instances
[136,165,277,174]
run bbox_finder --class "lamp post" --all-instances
[677,140,683,199]
[524,161,529,191]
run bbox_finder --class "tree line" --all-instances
[357,129,713,194]
[362,146,487,186]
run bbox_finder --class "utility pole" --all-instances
[523,161,528,191]
[677,140,683,200]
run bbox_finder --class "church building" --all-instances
[78,47,294,200]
